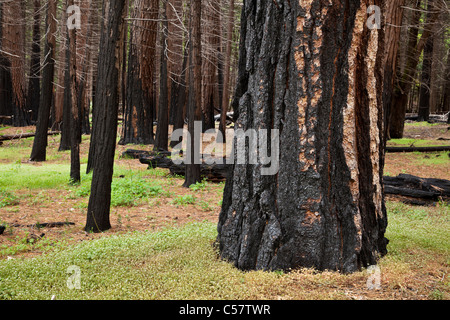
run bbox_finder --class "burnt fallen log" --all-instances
[0,131,60,142]
[139,153,449,202]
[386,146,450,153]
[383,174,450,202]
[121,149,172,159]
[139,154,230,182]
[10,222,76,228]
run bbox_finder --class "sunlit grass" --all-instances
[0,202,448,300]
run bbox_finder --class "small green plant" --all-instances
[171,194,196,206]
[0,190,19,208]
[110,177,168,207]
[198,200,213,212]
[189,179,208,192]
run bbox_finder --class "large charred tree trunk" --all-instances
[30,0,57,162]
[85,0,126,232]
[217,0,388,273]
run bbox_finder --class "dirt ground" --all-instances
[0,122,449,259]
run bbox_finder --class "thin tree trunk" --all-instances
[183,0,202,188]
[154,0,170,151]
[0,2,13,126]
[389,0,438,138]
[69,0,80,183]
[217,0,388,273]
[218,0,235,142]
[30,0,58,162]
[119,0,158,145]
[28,0,41,123]
[417,0,436,122]
[382,0,405,141]
[59,30,72,151]
[3,0,29,127]
[85,0,126,233]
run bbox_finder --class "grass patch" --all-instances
[1,202,448,300]
[388,138,449,148]
[0,163,72,191]
[171,194,196,207]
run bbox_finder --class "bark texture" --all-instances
[217,0,388,273]
[30,0,57,162]
[120,0,158,145]
[85,0,126,232]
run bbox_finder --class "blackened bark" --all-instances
[69,3,80,184]
[418,37,434,121]
[183,0,202,188]
[154,2,170,151]
[3,0,29,127]
[30,0,57,162]
[382,0,405,141]
[119,0,157,145]
[217,0,388,273]
[218,0,235,142]
[59,36,72,152]
[170,44,188,148]
[28,0,41,123]
[85,0,126,232]
[0,3,13,126]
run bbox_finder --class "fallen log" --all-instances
[10,222,75,228]
[383,174,450,201]
[139,154,230,182]
[386,146,450,153]
[121,149,173,159]
[139,153,450,202]
[0,131,60,142]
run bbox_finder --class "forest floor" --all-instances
[0,121,449,300]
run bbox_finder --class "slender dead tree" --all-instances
[28,0,41,123]
[30,0,58,162]
[154,0,170,151]
[85,0,126,232]
[183,0,202,188]
[2,0,29,127]
[218,0,235,142]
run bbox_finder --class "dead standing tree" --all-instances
[217,0,389,273]
[85,0,127,232]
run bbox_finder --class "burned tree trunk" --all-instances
[30,0,57,162]
[217,0,388,273]
[28,0,41,123]
[119,0,158,145]
[85,0,126,232]
[3,0,29,127]
[183,0,202,188]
